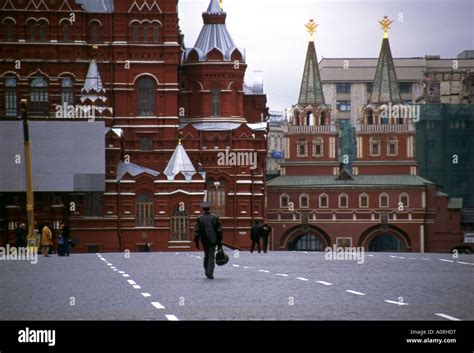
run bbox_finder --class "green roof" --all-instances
[448,198,463,209]
[298,41,326,106]
[268,175,434,188]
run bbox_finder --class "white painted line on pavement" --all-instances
[439,259,454,263]
[151,302,165,310]
[243,266,250,269]
[276,274,289,277]
[107,263,113,266]
[166,315,179,321]
[259,270,270,273]
[133,285,141,289]
[346,290,366,296]
[122,274,130,278]
[127,280,136,285]
[196,256,202,259]
[367,255,374,257]
[421,258,430,260]
[316,281,332,286]
[141,293,151,298]
[457,261,474,265]
[297,277,309,281]
[113,269,118,271]
[100,258,106,261]
[110,267,116,270]
[232,264,240,268]
[384,300,409,306]
[119,271,125,274]
[435,313,461,321]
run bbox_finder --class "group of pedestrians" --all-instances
[250,221,272,254]
[15,221,72,257]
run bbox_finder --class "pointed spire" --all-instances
[369,16,401,104]
[164,143,197,181]
[186,0,243,63]
[82,60,104,93]
[298,20,325,106]
[80,60,113,117]
[207,0,223,14]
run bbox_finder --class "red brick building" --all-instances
[0,0,268,252]
[267,19,464,253]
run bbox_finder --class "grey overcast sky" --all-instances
[178,0,474,111]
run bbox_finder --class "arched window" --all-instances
[4,19,14,41]
[319,193,329,208]
[300,194,309,208]
[28,21,36,41]
[132,24,139,43]
[5,77,17,117]
[379,193,389,208]
[152,25,159,43]
[90,21,100,43]
[211,88,221,116]
[280,194,289,208]
[320,111,327,126]
[39,20,47,41]
[30,77,48,116]
[136,193,154,227]
[206,179,226,217]
[365,109,374,125]
[399,193,409,209]
[297,139,308,157]
[143,25,149,43]
[370,137,381,156]
[137,77,156,116]
[61,77,74,105]
[339,193,348,208]
[62,21,71,42]
[387,136,398,156]
[293,110,300,126]
[359,193,369,208]
[312,137,324,157]
[171,209,189,241]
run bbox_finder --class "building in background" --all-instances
[266,110,287,177]
[266,18,465,253]
[0,0,268,252]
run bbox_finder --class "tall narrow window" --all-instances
[380,193,389,208]
[5,77,17,117]
[280,194,289,208]
[370,137,381,156]
[28,22,35,41]
[211,88,221,116]
[5,19,14,41]
[61,77,74,105]
[137,77,156,116]
[143,25,149,43]
[30,77,49,116]
[171,209,189,241]
[297,140,308,157]
[90,23,99,43]
[152,26,159,43]
[136,194,154,227]
[300,194,309,208]
[339,194,348,208]
[63,22,71,42]
[39,20,47,41]
[359,193,369,208]
[387,137,398,156]
[207,179,226,217]
[132,25,139,43]
[312,138,324,157]
[319,194,329,208]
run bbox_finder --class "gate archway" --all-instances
[281,225,331,252]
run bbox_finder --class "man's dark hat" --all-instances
[200,201,212,209]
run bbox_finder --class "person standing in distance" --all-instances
[194,201,223,280]
[260,222,272,254]
[250,220,262,253]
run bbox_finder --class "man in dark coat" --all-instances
[15,223,27,248]
[260,222,272,253]
[194,202,223,279]
[250,221,261,253]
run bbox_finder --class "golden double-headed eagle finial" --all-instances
[379,16,393,39]
[219,0,223,9]
[305,19,319,41]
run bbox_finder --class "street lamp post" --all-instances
[21,99,36,248]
